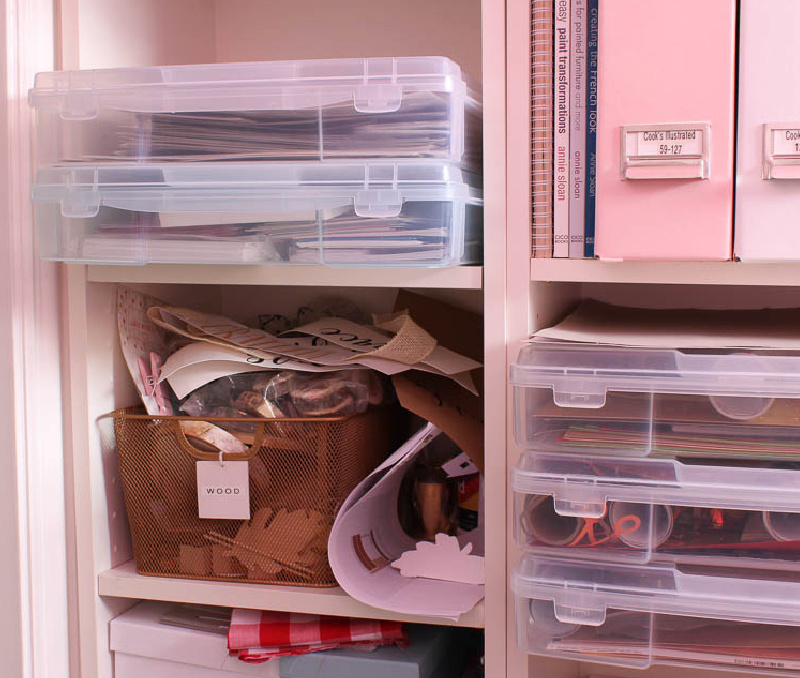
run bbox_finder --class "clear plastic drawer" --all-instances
[512,451,800,568]
[511,341,800,460]
[514,555,800,673]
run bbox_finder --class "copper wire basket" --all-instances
[108,406,398,587]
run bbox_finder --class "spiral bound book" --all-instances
[532,0,555,257]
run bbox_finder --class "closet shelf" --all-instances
[87,264,484,289]
[98,561,485,628]
[532,258,800,286]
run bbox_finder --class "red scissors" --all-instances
[568,511,642,547]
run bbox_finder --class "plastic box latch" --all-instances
[553,497,608,519]
[59,93,100,121]
[353,85,404,113]
[61,191,100,218]
[551,383,608,408]
[354,190,403,218]
[553,601,607,626]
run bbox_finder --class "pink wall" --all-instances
[75,0,481,81]
[78,0,216,68]
[214,0,482,82]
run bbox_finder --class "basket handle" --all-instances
[171,419,267,462]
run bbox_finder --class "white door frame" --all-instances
[1,0,70,676]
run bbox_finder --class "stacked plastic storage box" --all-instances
[510,342,800,673]
[28,57,482,266]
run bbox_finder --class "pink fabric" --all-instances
[227,609,407,663]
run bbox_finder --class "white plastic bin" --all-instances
[511,451,800,568]
[513,555,800,673]
[31,161,482,266]
[29,57,481,167]
[511,341,800,459]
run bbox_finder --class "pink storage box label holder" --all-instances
[595,0,736,262]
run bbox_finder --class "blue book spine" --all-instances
[584,0,598,258]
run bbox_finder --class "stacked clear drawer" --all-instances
[28,57,482,266]
[510,342,800,673]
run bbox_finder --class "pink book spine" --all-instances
[553,0,570,257]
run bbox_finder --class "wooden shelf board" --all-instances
[87,264,484,289]
[531,259,800,286]
[98,561,484,628]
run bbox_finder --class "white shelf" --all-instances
[87,264,484,289]
[98,561,485,628]
[531,259,800,286]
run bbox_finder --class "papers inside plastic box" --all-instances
[513,555,800,673]
[29,56,481,167]
[31,161,483,266]
[512,451,800,569]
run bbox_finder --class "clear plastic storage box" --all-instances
[29,57,481,167]
[30,161,482,266]
[511,341,800,459]
[512,451,800,568]
[513,555,800,673]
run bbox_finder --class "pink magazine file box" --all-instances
[736,0,800,261]
[595,0,736,261]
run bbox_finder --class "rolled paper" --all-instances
[709,394,774,420]
[522,495,582,546]
[763,511,800,542]
[708,354,774,421]
[528,598,580,639]
[609,502,673,549]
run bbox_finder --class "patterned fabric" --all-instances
[228,609,407,662]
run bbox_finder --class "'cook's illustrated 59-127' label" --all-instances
[621,123,711,180]
[632,128,704,158]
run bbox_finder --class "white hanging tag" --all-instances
[196,460,250,520]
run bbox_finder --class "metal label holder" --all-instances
[620,122,711,180]
[763,123,800,180]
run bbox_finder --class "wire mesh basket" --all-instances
[109,406,399,587]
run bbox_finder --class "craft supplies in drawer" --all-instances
[512,451,800,568]
[31,161,483,266]
[511,341,800,459]
[513,555,800,673]
[29,56,481,167]
[108,406,399,587]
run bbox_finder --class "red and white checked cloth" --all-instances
[227,609,407,663]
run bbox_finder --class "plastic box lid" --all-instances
[511,452,800,516]
[31,161,482,219]
[512,555,800,627]
[510,341,800,408]
[29,56,479,119]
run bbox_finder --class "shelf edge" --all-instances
[531,259,800,286]
[86,264,484,289]
[98,562,485,629]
